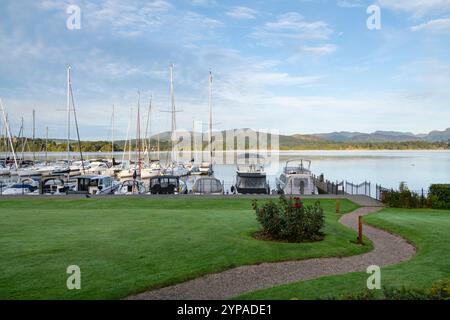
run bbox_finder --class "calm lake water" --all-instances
[214,151,450,193]
[4,150,448,193]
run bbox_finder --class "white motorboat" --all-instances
[40,177,72,195]
[0,162,10,176]
[276,159,318,195]
[141,161,162,179]
[71,175,114,195]
[164,162,190,177]
[1,178,39,195]
[87,161,109,175]
[70,160,91,172]
[17,167,42,177]
[97,179,146,195]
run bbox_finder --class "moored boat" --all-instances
[276,159,318,195]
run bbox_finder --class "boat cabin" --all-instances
[72,175,114,195]
[149,175,187,194]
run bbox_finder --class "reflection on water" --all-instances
[2,150,449,192]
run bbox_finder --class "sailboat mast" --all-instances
[170,64,176,162]
[208,71,213,162]
[0,99,18,169]
[45,126,48,165]
[32,109,35,162]
[137,91,141,178]
[68,66,86,175]
[66,65,71,163]
[144,96,152,162]
[111,104,115,159]
[192,119,195,162]
[20,117,25,161]
[157,133,160,161]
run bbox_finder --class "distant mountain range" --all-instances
[152,128,450,143]
[311,128,450,143]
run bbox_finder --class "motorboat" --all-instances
[87,161,109,175]
[70,175,114,195]
[141,160,162,179]
[149,175,187,194]
[0,163,10,176]
[231,163,270,195]
[276,159,318,195]
[1,178,39,195]
[99,179,146,195]
[192,176,223,195]
[39,177,72,195]
[70,160,91,172]
[17,167,42,178]
[164,162,190,177]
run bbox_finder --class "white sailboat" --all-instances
[141,96,161,179]
[192,71,223,194]
[162,64,189,177]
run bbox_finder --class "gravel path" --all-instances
[127,205,415,300]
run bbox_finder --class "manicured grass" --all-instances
[235,208,450,300]
[0,197,367,299]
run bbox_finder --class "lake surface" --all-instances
[212,151,450,193]
[3,150,448,193]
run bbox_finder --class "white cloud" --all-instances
[378,0,450,17]
[298,44,338,55]
[233,72,324,87]
[337,0,364,8]
[86,0,173,33]
[252,12,333,46]
[226,6,258,20]
[188,0,216,6]
[411,18,450,32]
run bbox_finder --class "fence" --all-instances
[346,181,372,197]
[375,184,429,203]
[312,175,345,195]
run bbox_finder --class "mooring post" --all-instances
[358,216,363,244]
[336,198,340,214]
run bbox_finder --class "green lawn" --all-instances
[0,197,368,299]
[235,208,450,300]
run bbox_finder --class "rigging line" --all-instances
[69,77,86,175]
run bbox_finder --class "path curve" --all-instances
[127,204,415,300]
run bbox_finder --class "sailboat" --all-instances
[141,96,162,179]
[117,96,143,181]
[55,65,87,177]
[104,104,123,177]
[0,98,19,175]
[192,71,223,194]
[161,64,189,178]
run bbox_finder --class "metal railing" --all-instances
[346,181,371,197]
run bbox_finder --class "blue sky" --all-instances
[0,0,449,139]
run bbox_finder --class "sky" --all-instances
[0,0,449,140]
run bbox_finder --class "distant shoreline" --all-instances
[2,149,449,157]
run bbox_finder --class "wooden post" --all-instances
[336,198,340,214]
[358,216,363,244]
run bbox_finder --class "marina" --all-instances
[1,150,449,197]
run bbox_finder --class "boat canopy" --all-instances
[193,177,223,194]
[283,159,311,174]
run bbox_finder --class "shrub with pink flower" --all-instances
[252,196,324,242]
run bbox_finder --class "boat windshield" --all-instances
[284,159,311,174]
